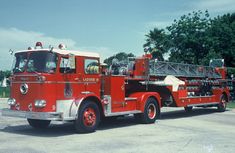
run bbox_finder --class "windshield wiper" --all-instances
[14,67,23,73]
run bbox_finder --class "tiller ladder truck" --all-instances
[2,42,230,133]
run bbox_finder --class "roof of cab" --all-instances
[15,49,100,58]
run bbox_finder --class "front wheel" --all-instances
[27,119,51,128]
[217,95,227,112]
[74,101,100,133]
[135,97,160,124]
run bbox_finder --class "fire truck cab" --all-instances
[2,42,230,133]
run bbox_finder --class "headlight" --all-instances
[34,100,46,108]
[8,98,16,106]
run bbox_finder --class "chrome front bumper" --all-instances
[1,108,64,121]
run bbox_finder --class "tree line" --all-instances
[144,10,235,67]
[104,11,235,68]
[1,10,235,77]
[0,70,11,83]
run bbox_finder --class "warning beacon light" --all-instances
[35,42,43,49]
[28,47,33,50]
[58,43,66,50]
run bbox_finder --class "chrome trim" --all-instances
[105,110,142,117]
[56,81,97,84]
[56,99,77,120]
[187,102,219,107]
[125,97,137,101]
[14,74,39,77]
[12,81,42,84]
[28,103,33,111]
[34,100,47,108]
[15,103,20,110]
[12,81,97,84]
[103,95,112,115]
[79,82,97,84]
[81,91,93,94]
[20,77,29,81]
[1,108,73,121]
[180,95,215,99]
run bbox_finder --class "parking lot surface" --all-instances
[1,98,235,153]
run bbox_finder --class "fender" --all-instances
[222,88,230,101]
[69,92,102,118]
[128,92,161,112]
[213,87,230,102]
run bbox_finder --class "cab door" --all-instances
[56,55,84,99]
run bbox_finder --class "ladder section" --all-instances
[149,60,222,79]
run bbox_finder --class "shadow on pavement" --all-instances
[0,108,228,137]
[160,108,221,120]
[1,122,76,137]
[0,117,138,137]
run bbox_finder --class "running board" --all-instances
[187,102,219,107]
[105,110,142,117]
[180,95,214,99]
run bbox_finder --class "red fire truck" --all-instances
[2,42,230,133]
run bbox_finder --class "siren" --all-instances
[28,47,33,50]
[35,42,43,49]
[58,43,66,50]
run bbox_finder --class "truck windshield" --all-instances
[13,52,28,73]
[13,51,58,73]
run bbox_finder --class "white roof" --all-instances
[15,48,100,58]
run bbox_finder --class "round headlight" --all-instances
[8,98,16,106]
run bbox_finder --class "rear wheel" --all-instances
[135,97,160,124]
[184,106,193,112]
[74,101,100,133]
[27,119,51,128]
[217,95,227,112]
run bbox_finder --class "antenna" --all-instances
[49,45,54,52]
[9,49,14,55]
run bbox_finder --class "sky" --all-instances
[0,0,235,70]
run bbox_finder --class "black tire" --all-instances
[27,119,51,129]
[184,106,193,112]
[134,113,142,122]
[217,95,227,112]
[136,97,160,124]
[74,101,100,133]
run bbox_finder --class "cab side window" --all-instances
[60,57,76,73]
[84,59,99,74]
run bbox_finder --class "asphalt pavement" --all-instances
[0,98,235,153]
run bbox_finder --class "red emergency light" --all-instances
[35,42,43,48]
[28,47,33,50]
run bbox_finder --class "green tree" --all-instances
[0,71,4,82]
[104,52,135,66]
[143,28,170,61]
[144,10,235,67]
[0,70,11,81]
[4,70,11,78]
[208,13,235,67]
[167,10,211,64]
